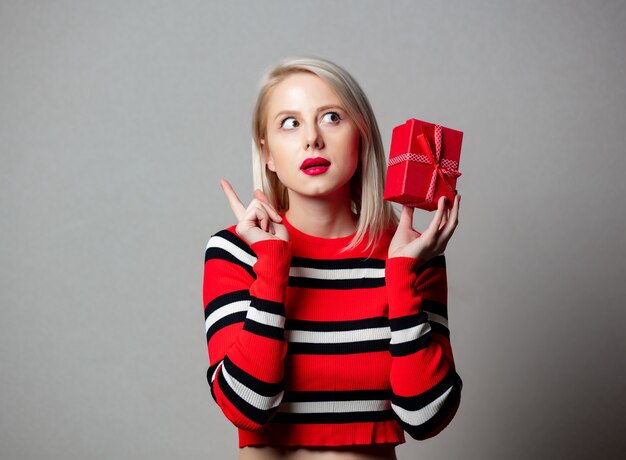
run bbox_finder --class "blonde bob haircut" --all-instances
[251,57,397,251]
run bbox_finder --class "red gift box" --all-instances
[384,118,463,211]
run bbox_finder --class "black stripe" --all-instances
[282,389,391,402]
[216,368,275,425]
[388,312,428,332]
[204,247,255,278]
[207,364,220,401]
[397,371,463,440]
[285,316,388,332]
[291,257,386,270]
[207,362,221,389]
[223,356,283,397]
[206,311,247,343]
[243,319,285,341]
[287,339,390,355]
[289,277,385,290]
[250,297,285,316]
[392,368,459,411]
[204,290,250,319]
[271,409,395,424]
[213,230,256,258]
[414,255,446,277]
[422,300,450,338]
[406,382,461,440]
[422,299,448,319]
[389,331,431,357]
[388,310,448,340]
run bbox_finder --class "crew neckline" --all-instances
[281,213,357,246]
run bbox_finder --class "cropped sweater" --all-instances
[202,217,462,447]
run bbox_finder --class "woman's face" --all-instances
[261,73,360,203]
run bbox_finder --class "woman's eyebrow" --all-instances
[273,110,299,121]
[317,104,345,113]
[273,105,346,121]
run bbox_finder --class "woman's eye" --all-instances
[280,117,299,129]
[321,112,342,124]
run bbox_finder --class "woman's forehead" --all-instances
[267,73,344,113]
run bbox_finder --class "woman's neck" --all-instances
[284,191,356,239]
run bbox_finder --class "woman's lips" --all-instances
[300,157,331,175]
[302,165,330,175]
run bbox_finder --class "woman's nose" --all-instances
[304,124,324,151]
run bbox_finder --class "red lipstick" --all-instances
[300,157,331,175]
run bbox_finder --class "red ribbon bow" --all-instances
[388,124,461,203]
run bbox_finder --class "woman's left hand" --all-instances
[388,194,460,261]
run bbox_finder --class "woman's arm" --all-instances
[386,254,462,440]
[386,194,462,439]
[204,228,291,431]
[204,180,291,431]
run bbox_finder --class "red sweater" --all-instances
[202,217,462,447]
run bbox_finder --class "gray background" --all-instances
[2,0,625,459]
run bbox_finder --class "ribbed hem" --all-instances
[238,420,405,448]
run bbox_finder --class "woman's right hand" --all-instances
[220,179,289,245]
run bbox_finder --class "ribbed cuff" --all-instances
[249,239,292,302]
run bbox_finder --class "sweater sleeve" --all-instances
[386,255,462,440]
[203,229,291,431]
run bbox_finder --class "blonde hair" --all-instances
[251,57,397,251]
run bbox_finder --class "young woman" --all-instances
[203,57,462,460]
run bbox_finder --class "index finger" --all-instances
[220,179,246,220]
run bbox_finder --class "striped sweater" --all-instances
[203,217,462,447]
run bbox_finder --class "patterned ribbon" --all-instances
[388,124,461,202]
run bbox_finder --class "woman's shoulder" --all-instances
[205,225,256,261]
[208,224,238,240]
[206,224,243,245]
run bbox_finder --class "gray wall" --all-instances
[2,1,625,459]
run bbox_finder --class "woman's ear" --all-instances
[260,139,276,172]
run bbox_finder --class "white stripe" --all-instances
[390,323,431,345]
[246,306,285,329]
[205,300,249,334]
[206,236,257,266]
[285,327,390,344]
[221,363,283,411]
[427,311,448,329]
[278,399,390,414]
[290,266,385,280]
[392,385,453,426]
